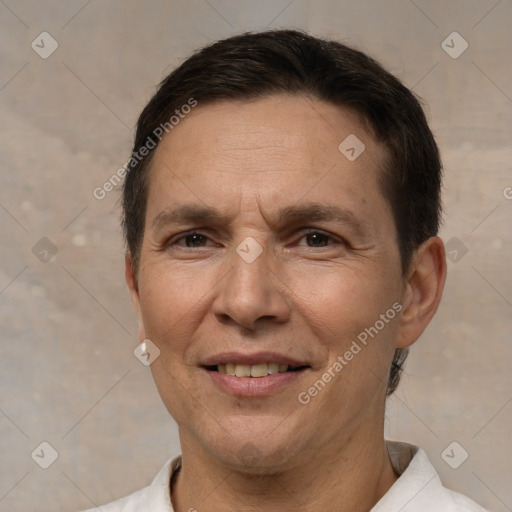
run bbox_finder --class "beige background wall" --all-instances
[0,1,511,511]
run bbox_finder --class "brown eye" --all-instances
[183,233,208,247]
[304,232,331,247]
[297,230,339,248]
[168,231,212,248]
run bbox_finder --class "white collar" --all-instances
[98,440,486,511]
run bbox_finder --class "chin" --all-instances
[216,444,297,474]
[199,420,305,473]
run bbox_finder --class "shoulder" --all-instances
[78,456,180,512]
[374,441,488,512]
[445,488,489,511]
[422,482,489,511]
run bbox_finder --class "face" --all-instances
[127,95,409,471]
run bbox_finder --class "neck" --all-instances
[171,424,398,512]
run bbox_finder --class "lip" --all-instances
[201,351,308,367]
[204,367,309,397]
[201,351,311,397]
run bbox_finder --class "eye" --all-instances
[168,231,213,248]
[166,229,342,250]
[297,230,340,248]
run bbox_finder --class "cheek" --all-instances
[290,265,401,396]
[289,263,397,345]
[137,264,203,355]
[138,266,208,421]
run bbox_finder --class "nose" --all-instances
[211,239,291,331]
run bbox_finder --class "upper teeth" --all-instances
[217,363,289,377]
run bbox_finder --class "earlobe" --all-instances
[125,253,146,341]
[396,236,447,349]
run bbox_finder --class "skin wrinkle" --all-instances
[149,202,376,258]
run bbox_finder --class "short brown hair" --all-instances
[122,29,443,395]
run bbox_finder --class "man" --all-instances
[84,30,487,511]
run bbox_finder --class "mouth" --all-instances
[204,363,311,378]
[201,352,311,396]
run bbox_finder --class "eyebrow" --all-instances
[151,202,371,235]
[152,204,232,230]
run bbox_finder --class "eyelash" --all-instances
[167,229,342,249]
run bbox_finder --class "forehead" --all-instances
[145,94,392,231]
[152,95,384,168]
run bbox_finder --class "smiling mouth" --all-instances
[205,363,310,378]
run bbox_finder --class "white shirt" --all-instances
[81,441,488,511]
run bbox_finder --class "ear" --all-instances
[396,236,447,349]
[125,253,146,341]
